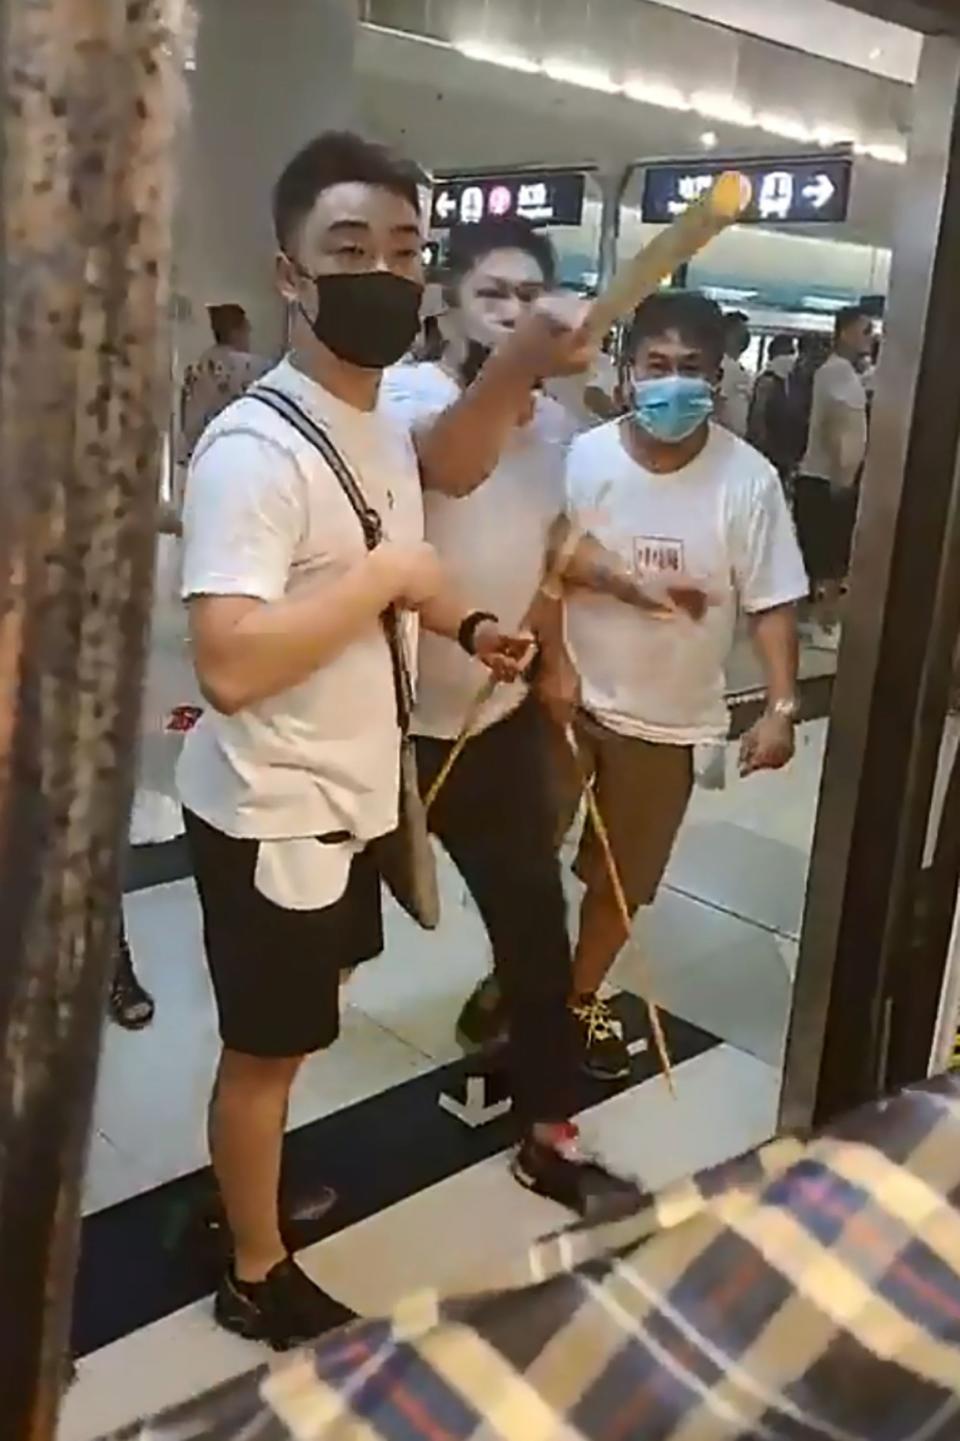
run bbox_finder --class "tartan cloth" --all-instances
[106,1076,960,1440]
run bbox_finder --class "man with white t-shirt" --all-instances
[717,311,753,438]
[382,219,644,1215]
[557,290,808,1079]
[177,133,533,1351]
[794,306,873,648]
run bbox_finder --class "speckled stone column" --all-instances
[0,4,187,1436]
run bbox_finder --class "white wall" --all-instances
[175,0,358,365]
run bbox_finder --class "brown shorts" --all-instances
[553,710,694,911]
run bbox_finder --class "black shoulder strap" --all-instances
[248,385,414,731]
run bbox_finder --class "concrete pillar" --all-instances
[176,0,358,359]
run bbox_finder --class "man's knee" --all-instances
[218,1047,305,1091]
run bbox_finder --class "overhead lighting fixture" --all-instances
[703,286,759,303]
[455,40,542,73]
[691,91,756,127]
[802,294,848,311]
[856,141,908,164]
[756,112,814,143]
[444,30,910,165]
[623,78,690,111]
[812,124,860,148]
[542,57,621,92]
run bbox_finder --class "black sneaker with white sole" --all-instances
[570,995,631,1081]
[455,973,508,1053]
[215,1257,355,1351]
[512,1125,645,1223]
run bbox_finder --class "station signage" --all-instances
[641,155,853,226]
[430,170,587,230]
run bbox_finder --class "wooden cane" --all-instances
[424,521,583,814]
[585,170,752,342]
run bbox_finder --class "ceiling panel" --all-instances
[642,0,922,80]
[837,0,960,35]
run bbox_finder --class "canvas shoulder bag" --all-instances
[247,385,440,930]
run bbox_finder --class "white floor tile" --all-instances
[301,1046,779,1319]
[59,1301,265,1441]
[62,1046,779,1441]
[94,882,436,1206]
[617,890,795,1066]
[81,1133,152,1217]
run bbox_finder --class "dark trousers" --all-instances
[415,699,578,1127]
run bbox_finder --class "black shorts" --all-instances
[794,475,858,584]
[183,809,383,1058]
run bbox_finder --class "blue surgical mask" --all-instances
[631,375,714,443]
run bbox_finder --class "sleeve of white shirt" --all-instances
[181,431,306,603]
[733,460,810,614]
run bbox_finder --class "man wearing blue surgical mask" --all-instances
[555,291,809,1079]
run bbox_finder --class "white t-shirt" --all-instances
[718,356,753,438]
[177,358,423,847]
[564,421,808,745]
[381,361,573,739]
[801,353,868,486]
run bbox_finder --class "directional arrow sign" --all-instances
[802,174,836,211]
[435,189,457,221]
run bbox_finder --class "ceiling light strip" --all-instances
[359,26,907,167]
[449,34,906,164]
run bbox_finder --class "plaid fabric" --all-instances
[107,1076,960,1440]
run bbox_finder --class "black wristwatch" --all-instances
[458,610,499,656]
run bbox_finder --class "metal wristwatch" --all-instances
[770,697,800,723]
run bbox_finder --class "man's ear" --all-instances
[275,252,300,307]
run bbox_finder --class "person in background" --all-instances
[179,302,269,463]
[716,310,752,437]
[794,306,874,650]
[556,291,807,1079]
[110,917,155,1029]
[747,333,797,482]
[381,218,643,1214]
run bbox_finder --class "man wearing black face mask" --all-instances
[177,133,530,1351]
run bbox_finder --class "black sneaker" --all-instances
[215,1257,356,1350]
[108,938,155,1030]
[511,1125,644,1222]
[455,974,507,1052]
[570,995,631,1080]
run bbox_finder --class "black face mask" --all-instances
[297,270,423,369]
[459,340,491,387]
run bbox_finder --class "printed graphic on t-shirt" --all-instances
[633,536,685,575]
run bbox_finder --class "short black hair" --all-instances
[207,303,247,345]
[835,305,870,341]
[273,130,423,253]
[444,218,557,295]
[626,290,727,369]
[769,333,796,359]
